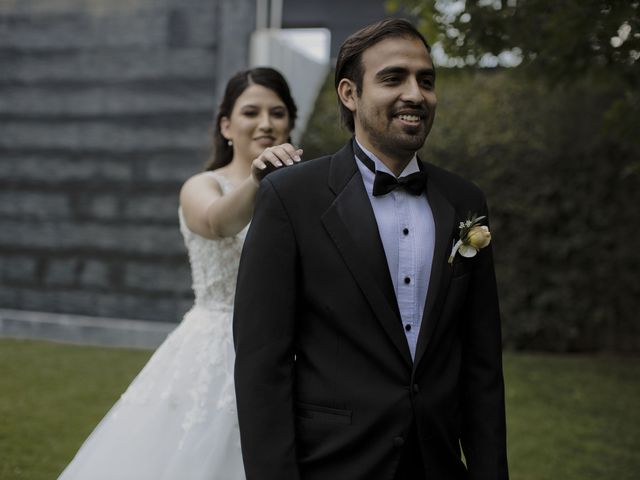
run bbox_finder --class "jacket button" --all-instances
[413,384,420,393]
[393,436,405,448]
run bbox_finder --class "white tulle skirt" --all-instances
[58,304,245,480]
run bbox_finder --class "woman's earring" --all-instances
[227,140,233,147]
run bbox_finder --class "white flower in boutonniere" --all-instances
[448,214,491,264]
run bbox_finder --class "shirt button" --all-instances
[413,384,420,393]
[393,436,405,448]
[405,324,411,332]
[403,228,409,235]
[404,277,411,284]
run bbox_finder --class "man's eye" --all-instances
[420,78,435,89]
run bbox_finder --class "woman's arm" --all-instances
[179,144,302,239]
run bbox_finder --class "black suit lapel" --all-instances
[321,143,411,367]
[414,172,456,369]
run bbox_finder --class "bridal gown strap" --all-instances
[58,171,247,480]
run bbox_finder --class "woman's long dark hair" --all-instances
[204,67,298,171]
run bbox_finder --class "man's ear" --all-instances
[337,78,357,113]
[219,116,231,140]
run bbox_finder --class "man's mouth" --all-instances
[396,114,421,123]
[393,111,425,126]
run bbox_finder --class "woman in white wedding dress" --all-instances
[58,67,301,480]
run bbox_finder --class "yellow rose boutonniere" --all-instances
[448,214,491,264]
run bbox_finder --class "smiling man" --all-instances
[234,18,509,480]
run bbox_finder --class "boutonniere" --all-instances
[448,214,491,264]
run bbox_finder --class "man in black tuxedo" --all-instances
[233,18,508,480]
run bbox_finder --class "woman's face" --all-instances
[220,84,291,163]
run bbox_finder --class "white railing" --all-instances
[250,28,331,144]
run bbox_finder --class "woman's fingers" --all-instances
[263,144,302,167]
[254,158,268,170]
[254,144,303,170]
[251,144,303,183]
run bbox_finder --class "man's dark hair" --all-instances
[334,18,431,132]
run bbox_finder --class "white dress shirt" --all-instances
[354,139,435,359]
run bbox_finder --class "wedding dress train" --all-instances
[58,173,246,480]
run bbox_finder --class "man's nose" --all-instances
[400,78,423,103]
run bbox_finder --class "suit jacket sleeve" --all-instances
[233,177,300,480]
[460,201,510,479]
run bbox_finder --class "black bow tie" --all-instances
[372,170,428,196]
[352,140,427,197]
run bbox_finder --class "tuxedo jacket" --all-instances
[233,142,508,480]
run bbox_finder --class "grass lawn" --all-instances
[503,353,639,479]
[0,339,152,480]
[1,338,638,479]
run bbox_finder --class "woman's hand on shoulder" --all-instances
[251,143,303,185]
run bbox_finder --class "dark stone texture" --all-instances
[79,260,112,289]
[0,0,253,322]
[0,190,71,219]
[0,83,217,116]
[0,117,212,151]
[123,194,180,221]
[0,220,185,255]
[0,255,39,283]
[0,153,134,183]
[1,286,193,322]
[0,49,217,84]
[44,258,79,287]
[124,262,191,292]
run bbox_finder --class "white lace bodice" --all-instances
[178,172,248,311]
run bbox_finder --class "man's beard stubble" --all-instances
[360,112,430,161]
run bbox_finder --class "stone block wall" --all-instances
[0,0,255,322]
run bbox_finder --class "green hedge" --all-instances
[301,69,639,352]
